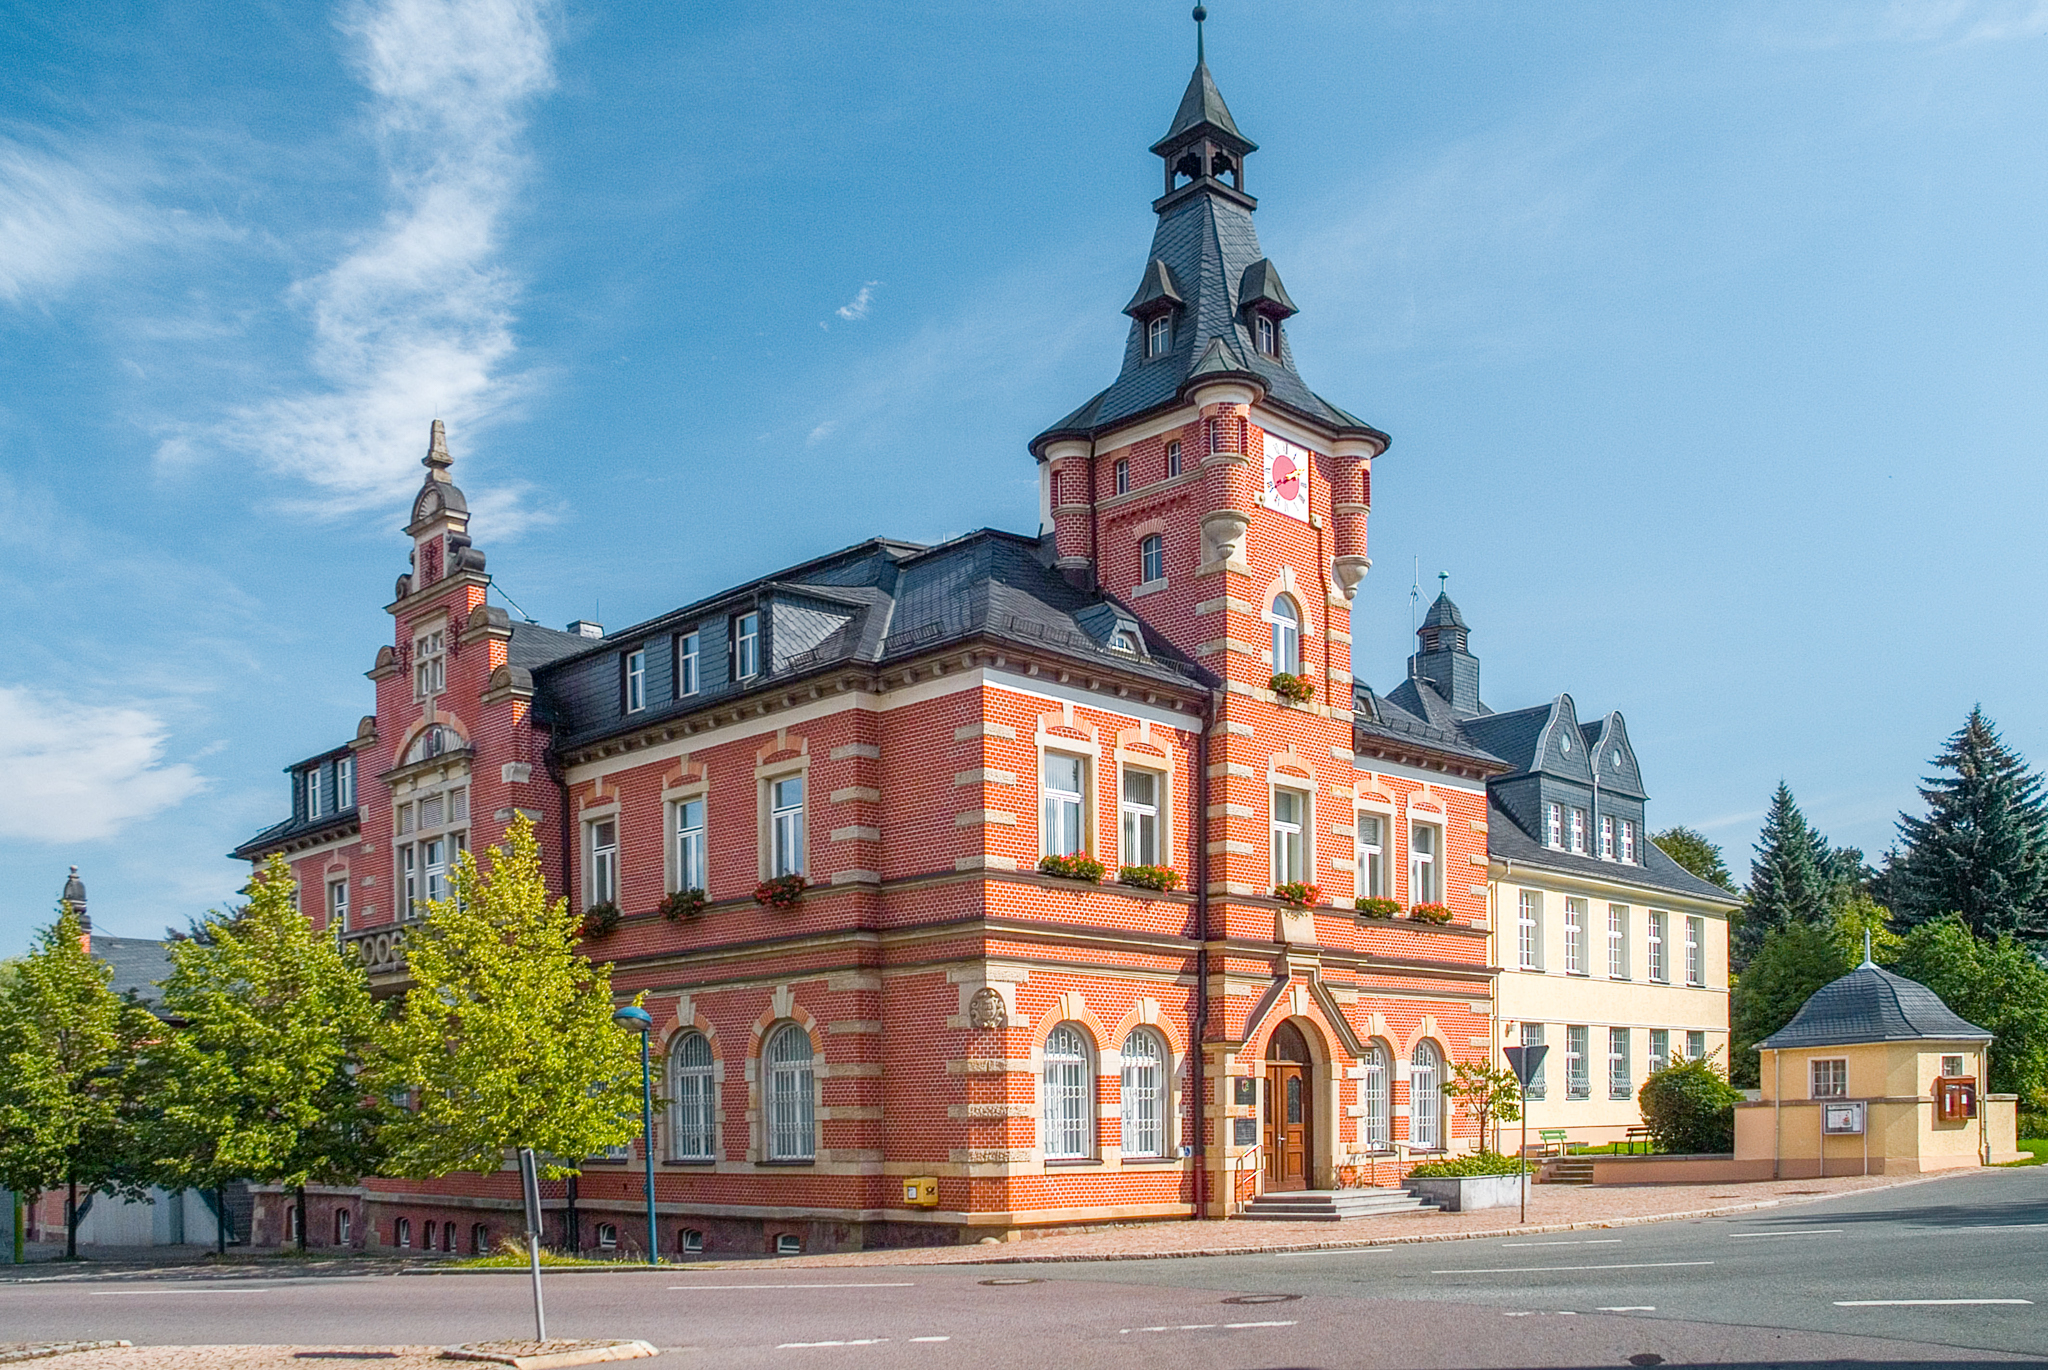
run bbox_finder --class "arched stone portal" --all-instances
[1263,1020,1315,1191]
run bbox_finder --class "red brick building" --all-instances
[237,53,1510,1256]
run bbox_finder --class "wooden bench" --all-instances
[1624,1126,1654,1154]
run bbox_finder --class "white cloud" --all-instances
[821,281,881,328]
[0,140,158,305]
[0,685,206,843]
[207,0,556,514]
[806,421,838,444]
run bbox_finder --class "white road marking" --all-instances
[1433,1261,1715,1275]
[89,1288,272,1296]
[671,1283,916,1290]
[1835,1299,2033,1307]
[908,1337,950,1343]
[1222,1321,1298,1329]
[1500,1240,1623,1248]
[1119,1322,1296,1334]
[1729,1229,1841,1238]
[778,1339,892,1348]
[1597,1306,1657,1312]
[1941,1223,2048,1231]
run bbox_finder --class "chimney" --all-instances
[567,620,604,640]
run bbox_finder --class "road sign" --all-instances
[1504,1044,1548,1089]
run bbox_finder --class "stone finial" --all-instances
[423,419,452,478]
[61,864,89,937]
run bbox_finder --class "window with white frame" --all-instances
[1112,629,1138,654]
[673,797,706,894]
[1120,768,1162,867]
[1545,802,1562,848]
[396,788,466,920]
[1685,915,1705,985]
[733,611,760,680]
[1410,821,1440,904]
[305,765,325,821]
[1166,439,1182,477]
[1810,1058,1847,1099]
[764,1023,815,1161]
[769,776,805,877]
[1207,414,1224,454]
[1600,814,1615,860]
[1041,752,1087,857]
[587,819,618,908]
[1608,905,1630,978]
[1356,813,1386,898]
[1621,819,1638,864]
[1139,533,1164,584]
[1686,1029,1706,1061]
[1647,910,1668,982]
[1409,1041,1444,1150]
[1649,1028,1670,1074]
[1147,314,1170,358]
[1119,1028,1168,1159]
[1042,1024,1094,1160]
[1520,1023,1547,1100]
[1517,889,1543,970]
[1270,595,1302,674]
[422,837,448,903]
[1566,1024,1591,1099]
[1569,807,1588,855]
[413,628,446,700]
[1608,1028,1632,1100]
[1113,457,1130,495]
[328,879,349,934]
[1564,898,1588,974]
[676,631,700,697]
[1942,1053,1966,1078]
[625,649,646,712]
[1359,1041,1391,1149]
[1256,313,1276,356]
[338,755,355,810]
[667,1031,716,1161]
[1271,787,1307,886]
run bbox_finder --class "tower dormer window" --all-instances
[413,628,446,700]
[1256,314,1276,356]
[1270,594,1301,674]
[1147,314,1171,358]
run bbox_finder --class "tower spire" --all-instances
[1193,4,1205,65]
[423,418,452,481]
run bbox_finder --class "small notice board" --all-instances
[1822,1100,1866,1135]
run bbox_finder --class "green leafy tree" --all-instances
[141,857,388,1253]
[1448,1061,1522,1152]
[1737,783,1834,970]
[1638,1054,1742,1154]
[0,905,153,1258]
[1890,708,2048,945]
[1652,826,1735,891]
[379,814,643,1185]
[1729,920,1850,1088]
[1889,917,2048,1112]
[1827,893,1902,967]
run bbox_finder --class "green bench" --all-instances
[1536,1128,1575,1157]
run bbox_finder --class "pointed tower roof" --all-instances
[1420,591,1467,632]
[1153,61,1252,154]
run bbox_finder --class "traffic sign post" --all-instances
[519,1147,547,1342]
[1502,1044,1549,1225]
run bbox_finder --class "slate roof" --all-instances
[95,934,174,1011]
[1352,681,1509,772]
[231,807,356,861]
[1154,61,1248,150]
[1758,963,1991,1050]
[508,621,596,672]
[1486,798,1740,905]
[1420,591,1467,631]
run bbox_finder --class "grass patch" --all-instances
[447,1243,644,1269]
[1999,1139,2047,1167]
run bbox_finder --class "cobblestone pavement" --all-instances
[735,1170,1961,1268]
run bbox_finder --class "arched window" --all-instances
[1042,1024,1095,1160]
[679,1227,705,1256]
[394,1217,412,1248]
[334,1209,352,1246]
[1270,595,1301,674]
[1410,1041,1444,1151]
[764,1023,816,1162]
[471,1222,490,1255]
[668,1031,717,1161]
[1119,1029,1170,1159]
[1359,1040,1391,1151]
[404,724,460,765]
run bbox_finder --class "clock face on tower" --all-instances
[1262,435,1313,522]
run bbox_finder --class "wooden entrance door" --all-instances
[1263,1022,1313,1191]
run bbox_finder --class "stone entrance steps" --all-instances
[1240,1187,1439,1221]
[1539,1157,1597,1185]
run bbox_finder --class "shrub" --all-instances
[752,875,808,911]
[1408,902,1453,924]
[1405,1150,1527,1178]
[1039,853,1105,883]
[1269,673,1316,705]
[580,902,621,939]
[1116,865,1182,892]
[1273,881,1320,910]
[1356,897,1402,919]
[1638,1054,1741,1154]
[660,888,710,922]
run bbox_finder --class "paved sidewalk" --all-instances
[735,1170,1961,1268]
[20,1348,451,1369]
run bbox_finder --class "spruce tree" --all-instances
[1728,920,1849,1089]
[1736,782,1832,969]
[1652,826,1735,891]
[1890,707,2048,945]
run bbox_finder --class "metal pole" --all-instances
[519,1148,547,1343]
[1520,1090,1529,1225]
[641,1030,658,1265]
[528,1232,546,1342]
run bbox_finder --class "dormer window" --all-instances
[1256,314,1276,356]
[733,611,760,680]
[625,648,646,713]
[413,629,446,700]
[1112,630,1139,654]
[1147,314,1171,358]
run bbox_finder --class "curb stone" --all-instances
[441,1341,657,1369]
[0,1344,133,1364]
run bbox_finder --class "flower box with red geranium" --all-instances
[1273,882,1320,910]
[1039,853,1106,883]
[753,875,807,910]
[1269,673,1316,705]
[1408,902,1453,924]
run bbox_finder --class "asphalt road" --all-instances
[5,1168,2046,1369]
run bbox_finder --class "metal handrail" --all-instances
[1233,1142,1263,1213]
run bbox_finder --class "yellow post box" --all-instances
[902,1176,939,1207]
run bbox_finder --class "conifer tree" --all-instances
[1890,707,2048,945]
[0,904,153,1259]
[141,857,387,1253]
[1728,920,1848,1088]
[1736,782,1833,969]
[379,815,643,1185]
[1652,826,1735,891]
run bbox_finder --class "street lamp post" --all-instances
[612,1004,659,1266]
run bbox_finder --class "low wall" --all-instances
[1403,1173,1529,1212]
[1586,1154,1771,1185]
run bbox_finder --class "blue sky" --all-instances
[3,0,2045,950]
